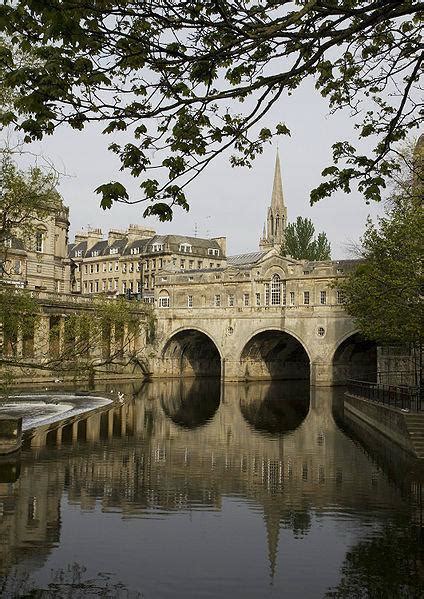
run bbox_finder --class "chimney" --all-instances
[86,227,103,250]
[212,236,226,256]
[74,231,88,244]
[108,228,127,245]
[126,224,156,242]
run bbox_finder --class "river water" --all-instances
[0,379,423,598]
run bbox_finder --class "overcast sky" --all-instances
[25,80,385,259]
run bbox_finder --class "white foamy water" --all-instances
[0,395,112,430]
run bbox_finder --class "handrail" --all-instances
[346,379,423,412]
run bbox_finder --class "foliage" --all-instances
[326,519,424,598]
[281,216,331,260]
[0,563,142,598]
[0,289,151,389]
[0,158,61,280]
[339,197,423,348]
[0,2,422,219]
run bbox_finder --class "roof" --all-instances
[227,251,268,266]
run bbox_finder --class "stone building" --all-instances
[68,226,226,301]
[1,198,71,293]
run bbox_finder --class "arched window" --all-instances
[158,290,170,308]
[35,230,44,253]
[275,214,280,233]
[271,274,281,305]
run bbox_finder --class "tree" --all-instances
[339,140,423,383]
[0,158,61,277]
[281,216,331,260]
[0,1,422,220]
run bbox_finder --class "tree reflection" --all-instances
[0,563,142,598]
[326,518,424,597]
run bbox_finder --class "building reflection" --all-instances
[0,380,421,582]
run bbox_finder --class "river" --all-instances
[0,379,423,598]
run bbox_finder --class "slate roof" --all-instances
[227,251,267,266]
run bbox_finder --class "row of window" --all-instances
[79,257,223,276]
[159,289,345,308]
[83,279,145,294]
[82,244,220,258]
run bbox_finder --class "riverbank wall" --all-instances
[344,393,424,459]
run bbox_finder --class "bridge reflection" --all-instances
[0,380,421,583]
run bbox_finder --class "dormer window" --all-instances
[208,248,219,256]
[130,247,140,254]
[91,250,99,257]
[75,250,83,257]
[179,243,192,253]
[152,244,163,252]
[3,238,12,248]
[110,247,118,255]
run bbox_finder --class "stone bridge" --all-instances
[151,303,376,386]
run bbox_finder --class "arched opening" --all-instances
[162,329,221,378]
[161,378,220,429]
[240,380,309,435]
[240,330,310,381]
[332,333,377,384]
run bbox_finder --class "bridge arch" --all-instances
[332,331,377,384]
[239,328,310,381]
[161,327,222,378]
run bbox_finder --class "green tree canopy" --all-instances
[0,1,422,220]
[281,216,331,260]
[339,196,423,349]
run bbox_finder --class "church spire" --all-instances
[259,150,288,250]
[271,150,285,215]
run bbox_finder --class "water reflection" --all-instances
[239,380,309,435]
[0,380,422,598]
[160,378,221,428]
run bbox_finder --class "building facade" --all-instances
[1,199,71,293]
[68,226,226,301]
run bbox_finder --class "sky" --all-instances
[23,80,385,259]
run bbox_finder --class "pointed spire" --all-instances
[271,150,285,214]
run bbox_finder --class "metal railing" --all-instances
[347,379,423,412]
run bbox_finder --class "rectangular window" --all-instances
[108,262,113,272]
[137,281,142,292]
[289,291,295,306]
[102,263,107,272]
[108,279,112,290]
[303,291,310,305]
[85,265,88,274]
[243,293,250,306]
[95,280,99,292]
[122,281,127,293]
[122,262,127,273]
[136,262,141,272]
[198,261,203,269]
[129,262,134,272]
[264,283,270,306]
[189,260,194,269]
[228,294,234,307]
[187,295,193,308]
[115,261,119,271]
[90,264,94,274]
[14,260,21,274]
[180,260,185,269]
[96,263,99,273]
[255,292,261,306]
[129,281,134,292]
[102,280,106,291]
[159,259,163,268]
[320,290,327,305]
[114,279,118,290]
[214,294,221,307]
[158,296,170,308]
[337,290,345,304]
[89,281,93,293]
[83,282,88,293]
